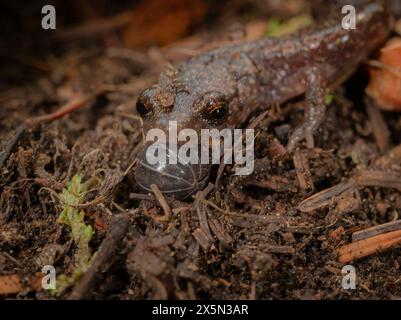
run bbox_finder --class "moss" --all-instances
[52,175,94,296]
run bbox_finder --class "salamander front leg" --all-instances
[287,66,327,152]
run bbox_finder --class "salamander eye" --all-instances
[136,91,154,118]
[202,94,229,122]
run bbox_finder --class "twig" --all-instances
[264,245,295,254]
[366,97,390,153]
[105,47,149,67]
[0,50,51,72]
[0,123,27,168]
[337,229,401,264]
[55,11,133,41]
[298,181,356,213]
[129,192,155,201]
[1,91,104,168]
[123,159,137,176]
[192,228,212,250]
[298,143,401,213]
[215,108,270,190]
[355,170,401,191]
[293,149,314,191]
[193,183,214,246]
[68,213,129,300]
[299,169,401,213]
[352,220,401,242]
[150,184,172,220]
[204,199,285,224]
[207,212,234,245]
[2,252,22,267]
[324,189,361,224]
[29,94,98,123]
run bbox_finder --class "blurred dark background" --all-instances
[0,0,314,85]
[1,0,400,89]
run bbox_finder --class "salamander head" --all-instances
[134,62,238,199]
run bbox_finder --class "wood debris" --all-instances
[293,149,314,191]
[337,229,401,264]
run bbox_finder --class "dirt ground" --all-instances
[1,0,401,300]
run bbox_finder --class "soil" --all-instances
[1,0,401,300]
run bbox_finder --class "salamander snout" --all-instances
[135,143,211,200]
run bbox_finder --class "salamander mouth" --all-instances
[134,145,212,200]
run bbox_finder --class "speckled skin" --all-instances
[135,0,392,199]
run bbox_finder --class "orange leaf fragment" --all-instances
[366,37,401,111]
[0,274,22,295]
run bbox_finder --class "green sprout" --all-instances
[52,175,94,296]
[267,18,281,37]
[267,14,314,37]
[324,90,335,106]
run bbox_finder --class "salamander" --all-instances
[134,0,393,199]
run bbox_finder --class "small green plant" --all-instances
[52,175,94,296]
[267,17,281,37]
[267,14,314,37]
[324,90,335,106]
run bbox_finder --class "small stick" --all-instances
[55,11,132,41]
[293,149,314,191]
[68,213,129,300]
[337,229,401,264]
[352,220,401,242]
[192,228,212,250]
[366,98,390,153]
[298,144,401,213]
[2,252,22,267]
[298,180,356,213]
[355,170,401,191]
[193,184,214,242]
[298,169,401,213]
[265,245,295,254]
[207,213,234,245]
[204,199,285,224]
[0,123,27,168]
[215,109,270,190]
[29,94,97,123]
[129,192,155,201]
[1,92,100,168]
[150,184,172,220]
[0,50,51,72]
